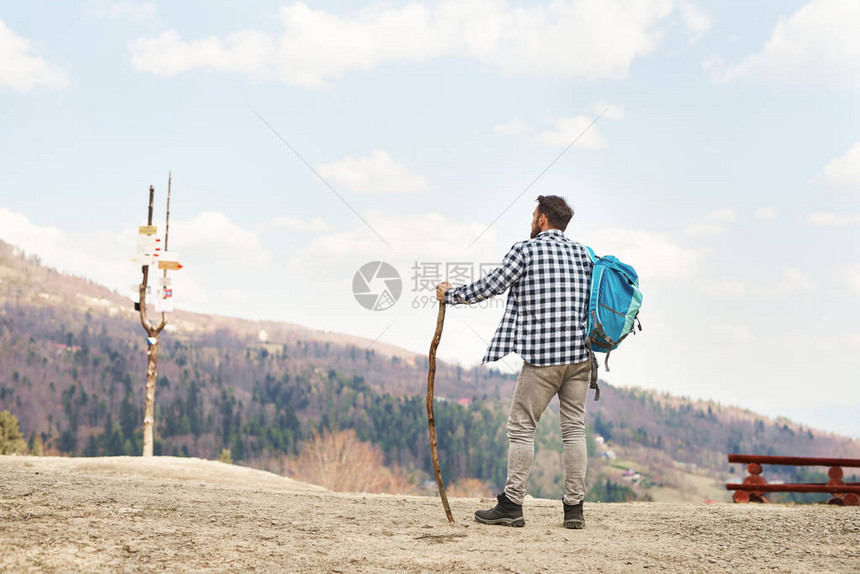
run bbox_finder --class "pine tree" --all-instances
[0,410,27,455]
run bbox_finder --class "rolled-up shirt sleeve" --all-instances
[444,242,527,305]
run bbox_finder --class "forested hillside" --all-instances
[2,239,858,502]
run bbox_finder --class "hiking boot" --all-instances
[475,493,525,527]
[563,500,584,529]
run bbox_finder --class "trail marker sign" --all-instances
[157,251,183,271]
[158,260,183,271]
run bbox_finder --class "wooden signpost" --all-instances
[136,173,182,457]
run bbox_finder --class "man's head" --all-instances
[531,195,573,238]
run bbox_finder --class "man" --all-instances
[436,195,594,529]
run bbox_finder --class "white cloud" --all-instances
[820,142,860,190]
[807,212,860,226]
[281,211,510,378]
[130,29,276,80]
[292,211,499,262]
[755,206,777,221]
[713,0,860,88]
[685,208,736,236]
[533,116,607,149]
[776,268,815,294]
[523,101,623,148]
[130,0,677,87]
[0,208,275,315]
[705,268,815,300]
[586,228,702,281]
[843,266,860,294]
[316,150,428,195]
[144,212,273,310]
[219,288,250,305]
[712,324,754,344]
[684,222,724,236]
[0,207,133,292]
[679,2,711,40]
[173,212,271,266]
[0,21,70,92]
[705,208,736,223]
[90,1,157,22]
[705,279,747,297]
[493,117,531,135]
[0,207,65,248]
[262,216,329,233]
[594,101,625,120]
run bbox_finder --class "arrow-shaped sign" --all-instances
[158,260,183,271]
[156,251,183,271]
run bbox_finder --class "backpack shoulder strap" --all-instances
[589,348,600,401]
[587,263,605,336]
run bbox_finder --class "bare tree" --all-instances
[137,176,173,457]
[283,429,413,494]
[448,478,494,499]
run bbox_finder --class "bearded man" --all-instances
[436,194,594,529]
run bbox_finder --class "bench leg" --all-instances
[735,464,768,503]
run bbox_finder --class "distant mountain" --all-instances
[2,238,858,502]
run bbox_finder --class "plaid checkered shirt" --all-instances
[444,229,593,366]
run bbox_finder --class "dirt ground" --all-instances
[1,456,858,573]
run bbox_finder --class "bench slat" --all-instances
[728,454,860,467]
[726,483,860,494]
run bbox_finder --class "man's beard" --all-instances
[530,221,540,239]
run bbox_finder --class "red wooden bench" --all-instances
[726,454,860,505]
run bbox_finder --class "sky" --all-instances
[1,1,858,437]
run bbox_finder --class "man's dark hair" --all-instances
[536,195,573,231]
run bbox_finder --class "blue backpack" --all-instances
[584,246,643,373]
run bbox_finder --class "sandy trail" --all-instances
[1,456,858,573]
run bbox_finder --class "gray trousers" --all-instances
[503,360,591,506]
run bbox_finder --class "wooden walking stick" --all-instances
[427,300,454,523]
